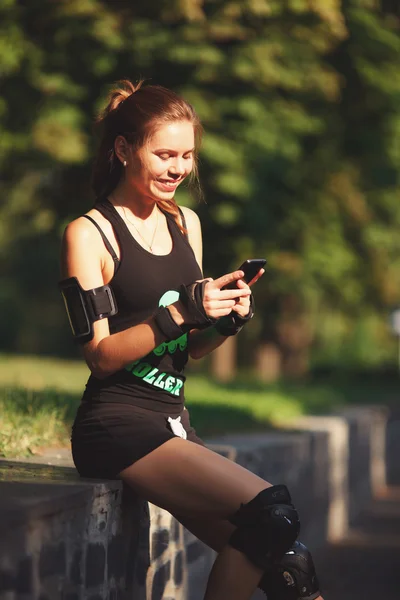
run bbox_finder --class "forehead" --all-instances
[148,120,195,149]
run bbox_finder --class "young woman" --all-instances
[60,80,323,600]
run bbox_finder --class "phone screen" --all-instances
[238,259,266,284]
[224,258,266,289]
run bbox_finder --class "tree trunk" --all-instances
[255,343,282,383]
[211,336,237,382]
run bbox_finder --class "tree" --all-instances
[0,0,399,380]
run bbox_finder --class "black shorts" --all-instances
[71,402,204,479]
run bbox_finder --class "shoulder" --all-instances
[178,205,203,270]
[62,210,113,258]
[60,213,108,284]
[179,206,201,232]
[63,214,97,246]
[63,208,112,244]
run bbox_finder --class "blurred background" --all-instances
[0,0,399,455]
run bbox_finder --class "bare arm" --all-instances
[188,275,264,359]
[180,206,265,360]
[61,214,249,376]
[61,218,183,378]
[178,207,225,358]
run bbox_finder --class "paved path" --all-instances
[312,415,400,600]
[314,485,400,600]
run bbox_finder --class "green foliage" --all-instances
[0,0,399,371]
[1,353,397,457]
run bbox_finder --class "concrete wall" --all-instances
[0,405,388,600]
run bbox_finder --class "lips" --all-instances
[156,179,181,191]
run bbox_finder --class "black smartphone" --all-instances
[238,258,267,283]
[225,258,267,288]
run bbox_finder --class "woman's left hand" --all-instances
[232,268,265,318]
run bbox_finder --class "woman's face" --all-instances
[128,120,195,202]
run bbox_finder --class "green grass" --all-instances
[0,354,87,457]
[0,353,396,458]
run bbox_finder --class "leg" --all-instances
[177,408,324,599]
[120,438,268,600]
[120,438,322,600]
[172,513,234,552]
[176,515,324,600]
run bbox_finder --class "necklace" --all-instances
[122,205,159,253]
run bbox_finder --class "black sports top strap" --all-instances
[82,214,120,270]
[178,207,189,242]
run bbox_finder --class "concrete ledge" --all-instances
[0,404,389,600]
[279,415,350,543]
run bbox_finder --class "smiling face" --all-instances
[126,120,195,203]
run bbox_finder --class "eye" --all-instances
[183,153,193,160]
[158,153,170,160]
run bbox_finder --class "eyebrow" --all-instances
[154,148,195,153]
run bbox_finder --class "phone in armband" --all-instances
[225,258,267,289]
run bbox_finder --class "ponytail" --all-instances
[91,80,144,199]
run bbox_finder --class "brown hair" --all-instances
[92,79,203,226]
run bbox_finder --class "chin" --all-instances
[153,189,176,200]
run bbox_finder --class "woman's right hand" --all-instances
[201,271,251,320]
[168,270,251,327]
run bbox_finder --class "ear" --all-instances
[114,135,130,164]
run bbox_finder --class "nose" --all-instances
[169,157,186,177]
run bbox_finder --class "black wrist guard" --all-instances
[215,295,254,337]
[179,280,217,331]
[153,306,184,341]
[154,280,216,342]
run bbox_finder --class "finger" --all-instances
[211,270,245,290]
[233,296,250,306]
[236,279,250,289]
[248,268,265,287]
[205,300,236,311]
[218,288,251,301]
[232,305,249,316]
[210,308,236,318]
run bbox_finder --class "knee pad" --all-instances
[258,540,321,600]
[228,485,300,569]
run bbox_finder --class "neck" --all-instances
[110,180,156,220]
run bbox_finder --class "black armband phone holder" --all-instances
[59,277,117,344]
[215,295,254,337]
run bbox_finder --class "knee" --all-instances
[228,484,300,569]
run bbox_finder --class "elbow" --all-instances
[89,355,117,379]
[87,359,110,380]
[89,365,111,380]
[85,343,115,379]
[188,348,207,360]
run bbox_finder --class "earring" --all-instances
[123,160,127,167]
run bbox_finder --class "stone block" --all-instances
[39,542,66,578]
[280,416,350,544]
[85,543,105,588]
[0,570,14,592]
[69,549,82,585]
[15,557,33,594]
[0,404,389,600]
[150,561,170,600]
[107,534,125,581]
[151,529,169,561]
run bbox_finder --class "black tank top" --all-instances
[83,199,203,412]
